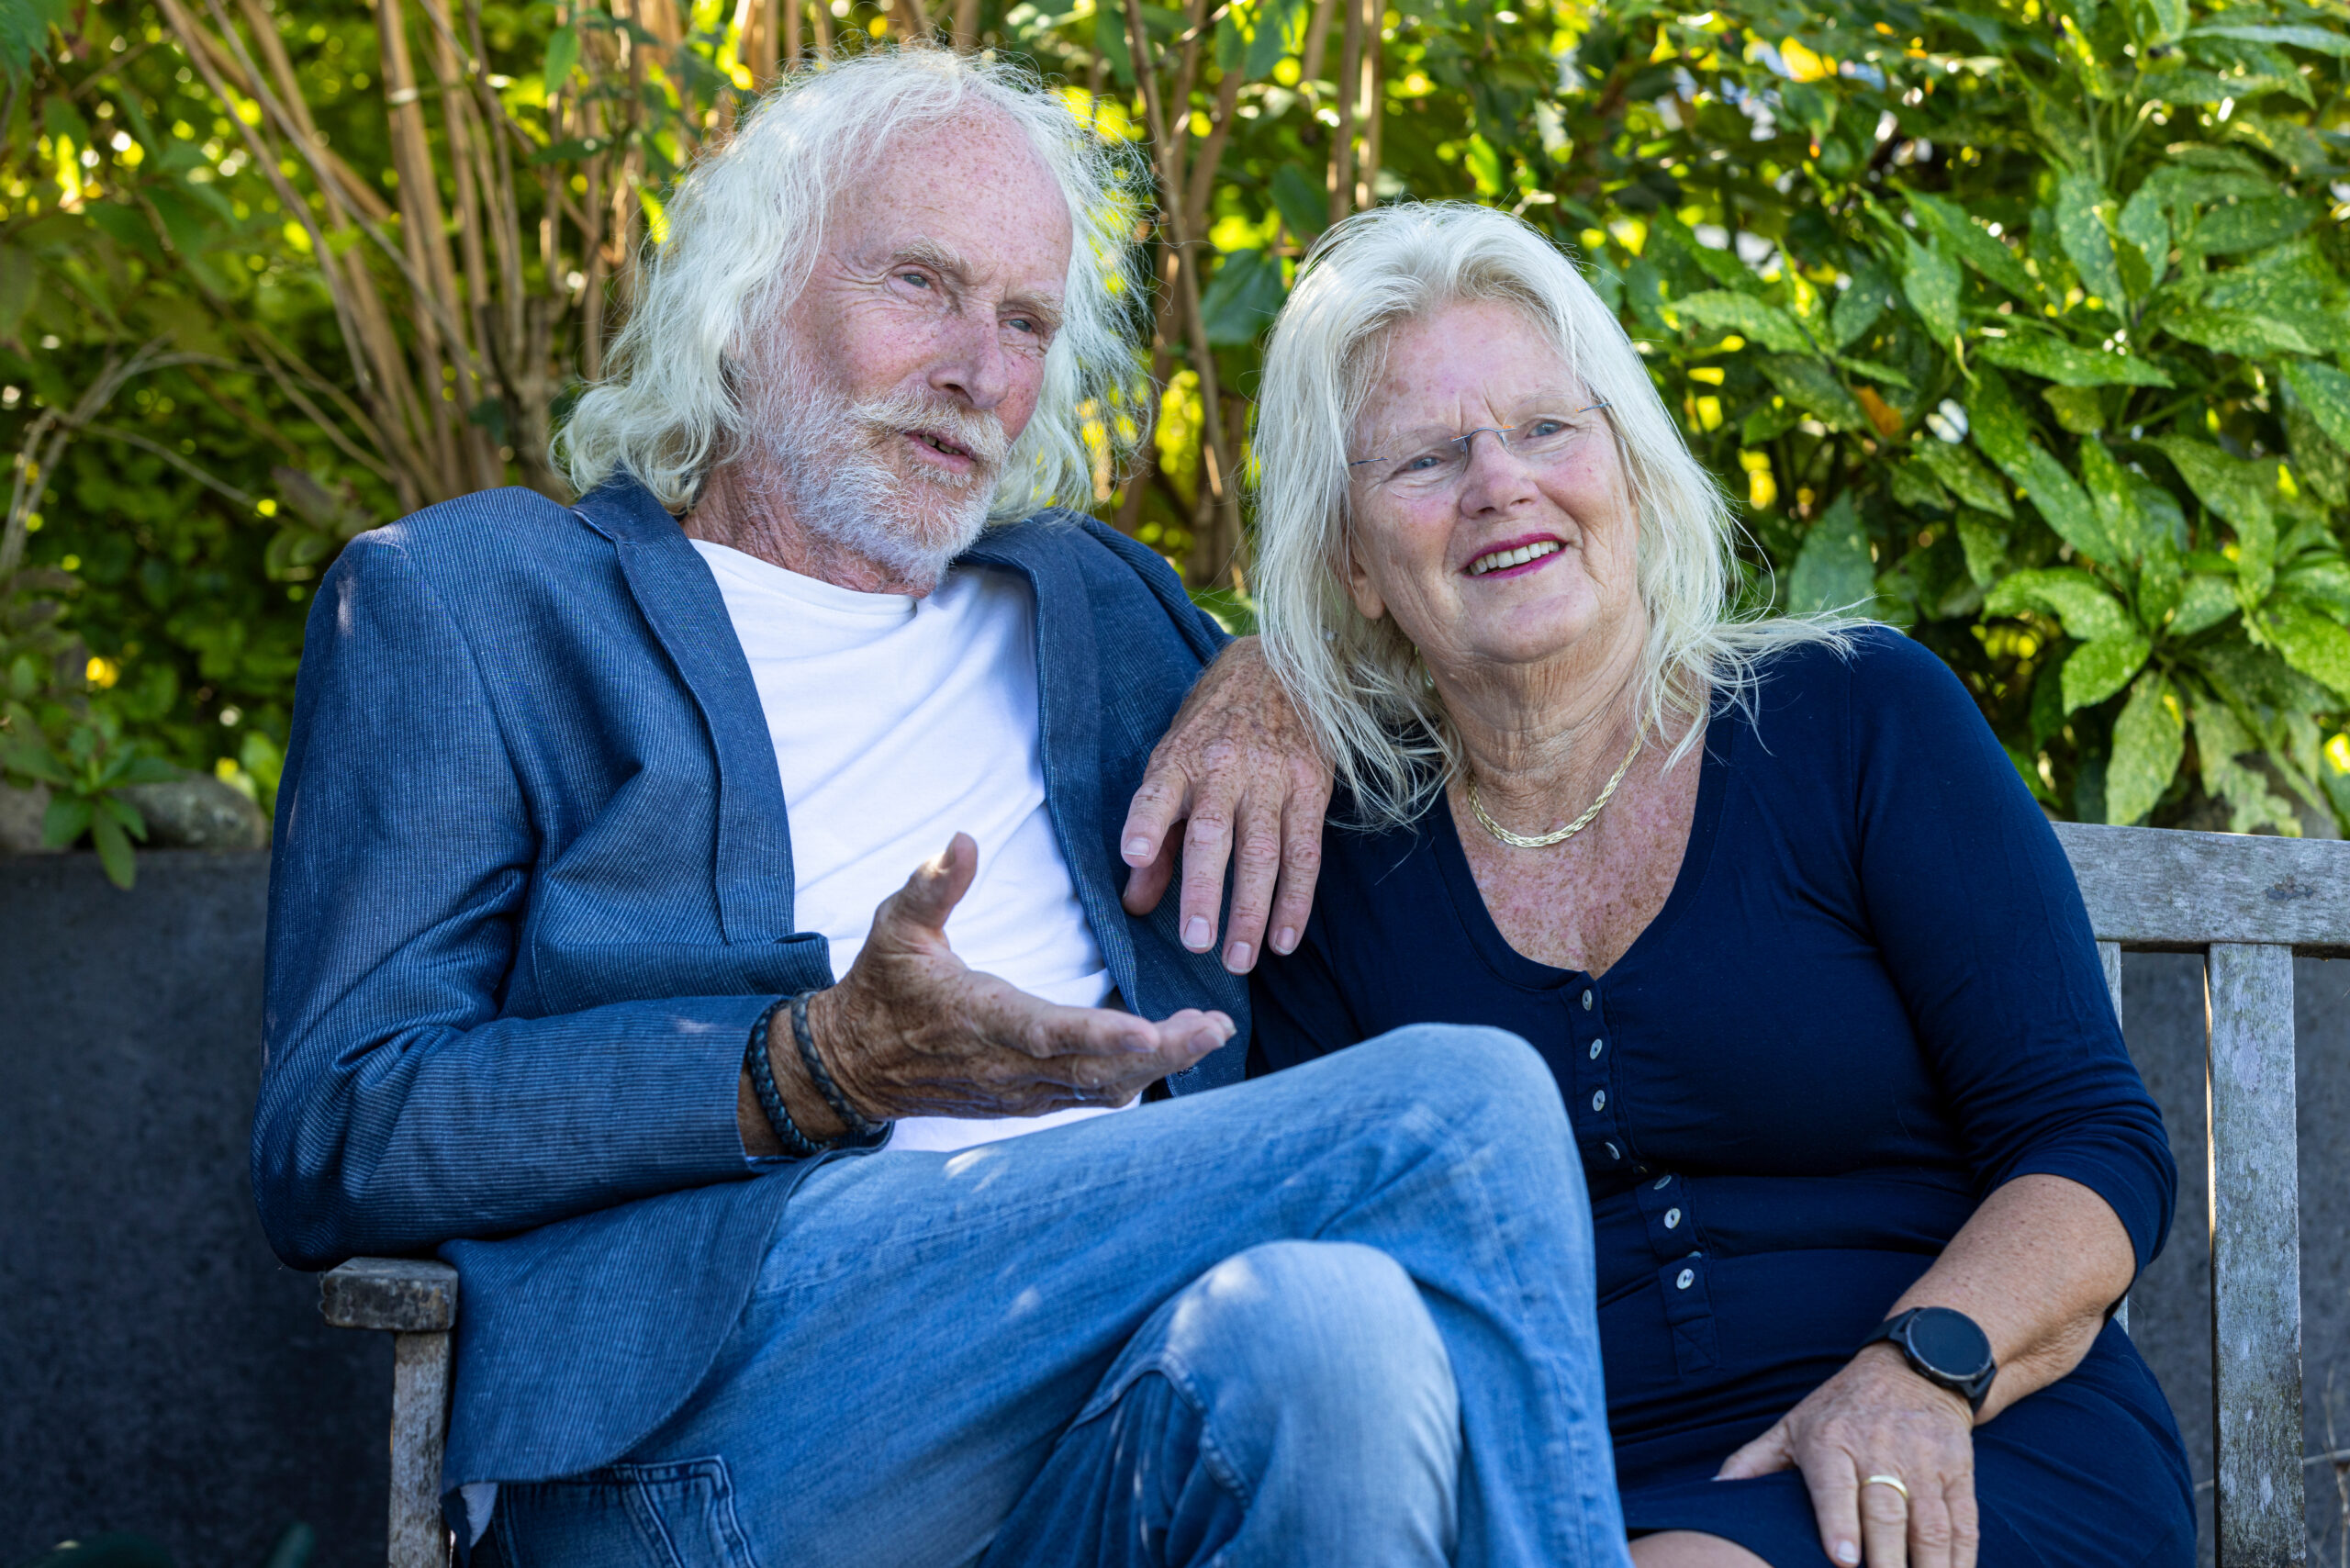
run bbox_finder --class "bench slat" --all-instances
[2207,943,2306,1568]
[2056,823,2350,956]
[2098,941,2130,1338]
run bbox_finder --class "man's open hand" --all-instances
[800,834,1235,1128]
[1118,636,1333,974]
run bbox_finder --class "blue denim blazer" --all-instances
[253,478,1248,1491]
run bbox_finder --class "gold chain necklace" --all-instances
[1466,736,1643,850]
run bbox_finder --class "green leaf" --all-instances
[1,738,72,786]
[2192,696,2300,834]
[90,810,135,890]
[2264,599,2350,700]
[1985,567,2134,641]
[1975,333,2173,387]
[2063,633,2153,711]
[1901,236,1961,344]
[40,793,92,850]
[1757,355,1867,431]
[1908,191,2038,300]
[1241,0,1304,82]
[2281,361,2350,454]
[95,791,149,840]
[2171,573,2240,636]
[1913,439,2013,520]
[2105,675,2185,825]
[1198,250,1286,346]
[2142,0,2189,44]
[1956,510,2009,588]
[2055,173,2125,307]
[2042,385,2106,434]
[2116,186,2170,286]
[1785,493,1876,614]
[2077,435,2151,563]
[1968,376,2114,561]
[1673,290,1812,354]
[2188,22,2350,56]
[543,25,580,97]
[1891,459,1953,513]
[2164,308,2314,358]
[1830,267,1898,351]
[2194,198,2320,256]
[1270,164,1325,242]
[2153,437,2277,599]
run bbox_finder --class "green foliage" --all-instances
[0,0,2344,848]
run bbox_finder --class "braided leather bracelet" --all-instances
[792,989,888,1139]
[744,1000,826,1159]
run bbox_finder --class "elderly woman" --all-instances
[1245,202,2193,1568]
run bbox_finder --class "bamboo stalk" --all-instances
[780,0,800,71]
[1124,0,1242,587]
[1300,0,1337,93]
[952,0,981,50]
[1329,0,1361,225]
[1357,0,1381,209]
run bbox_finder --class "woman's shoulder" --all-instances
[1738,623,1972,727]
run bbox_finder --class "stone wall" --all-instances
[0,852,385,1568]
[0,848,2343,1565]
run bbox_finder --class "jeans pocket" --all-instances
[498,1458,761,1568]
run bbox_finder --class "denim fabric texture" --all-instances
[252,479,1246,1493]
[491,1030,1632,1568]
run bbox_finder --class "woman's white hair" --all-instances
[555,48,1146,517]
[1253,201,1851,828]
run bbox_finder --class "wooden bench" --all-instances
[321,820,2350,1568]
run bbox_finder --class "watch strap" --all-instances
[1864,1307,1997,1414]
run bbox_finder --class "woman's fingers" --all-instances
[1713,1420,1795,1481]
[1855,1473,1910,1568]
[1804,1455,1865,1568]
[1942,1468,1981,1568]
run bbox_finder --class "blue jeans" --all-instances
[485,1026,1629,1568]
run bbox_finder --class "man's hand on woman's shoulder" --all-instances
[1118,636,1333,975]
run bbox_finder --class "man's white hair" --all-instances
[1252,201,1851,828]
[555,48,1146,517]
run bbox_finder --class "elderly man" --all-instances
[255,49,1628,1568]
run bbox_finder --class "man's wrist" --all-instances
[766,1000,849,1144]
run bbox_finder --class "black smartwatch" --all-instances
[1862,1306,1997,1413]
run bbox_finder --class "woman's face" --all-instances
[1342,299,1645,688]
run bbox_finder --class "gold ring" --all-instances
[1863,1473,1910,1502]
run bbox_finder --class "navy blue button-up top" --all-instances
[1249,628,2191,1561]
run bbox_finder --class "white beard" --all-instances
[742,350,1009,592]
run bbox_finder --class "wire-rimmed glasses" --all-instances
[1347,401,1612,497]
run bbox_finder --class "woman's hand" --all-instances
[1715,1344,1980,1568]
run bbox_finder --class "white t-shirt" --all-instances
[692,539,1129,1153]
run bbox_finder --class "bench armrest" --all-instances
[320,1257,459,1332]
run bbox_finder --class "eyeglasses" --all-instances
[1348,403,1612,496]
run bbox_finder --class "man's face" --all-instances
[745,109,1075,588]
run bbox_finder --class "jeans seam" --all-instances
[1150,1353,1259,1514]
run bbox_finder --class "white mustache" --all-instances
[851,388,1011,474]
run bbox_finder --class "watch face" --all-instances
[1906,1307,1995,1380]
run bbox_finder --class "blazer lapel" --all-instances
[962,518,1143,1009]
[575,482,798,945]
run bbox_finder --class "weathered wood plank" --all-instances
[2099,940,2130,1338]
[320,1257,457,1333]
[391,1329,453,1568]
[2207,943,2305,1568]
[2055,823,2350,956]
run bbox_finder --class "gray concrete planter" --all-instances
[0,851,385,1568]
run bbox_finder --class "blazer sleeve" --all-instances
[1846,632,2177,1279]
[253,535,774,1271]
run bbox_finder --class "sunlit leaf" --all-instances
[1913,439,2013,520]
[1785,492,1875,614]
[1673,290,1811,353]
[1976,332,2172,386]
[543,25,579,98]
[2164,308,2314,358]
[2063,633,2152,711]
[2105,674,2185,825]
[2281,361,2350,454]
[1757,355,1866,431]
[1900,236,1960,344]
[2077,435,2151,563]
[1908,190,2037,299]
[2195,197,2321,255]
[2153,436,2277,599]
[1985,567,2134,642]
[1968,376,2114,562]
[2055,172,2125,307]
[2263,599,2350,700]
[2171,574,2241,637]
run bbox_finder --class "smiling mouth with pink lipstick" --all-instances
[1464,532,1571,579]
